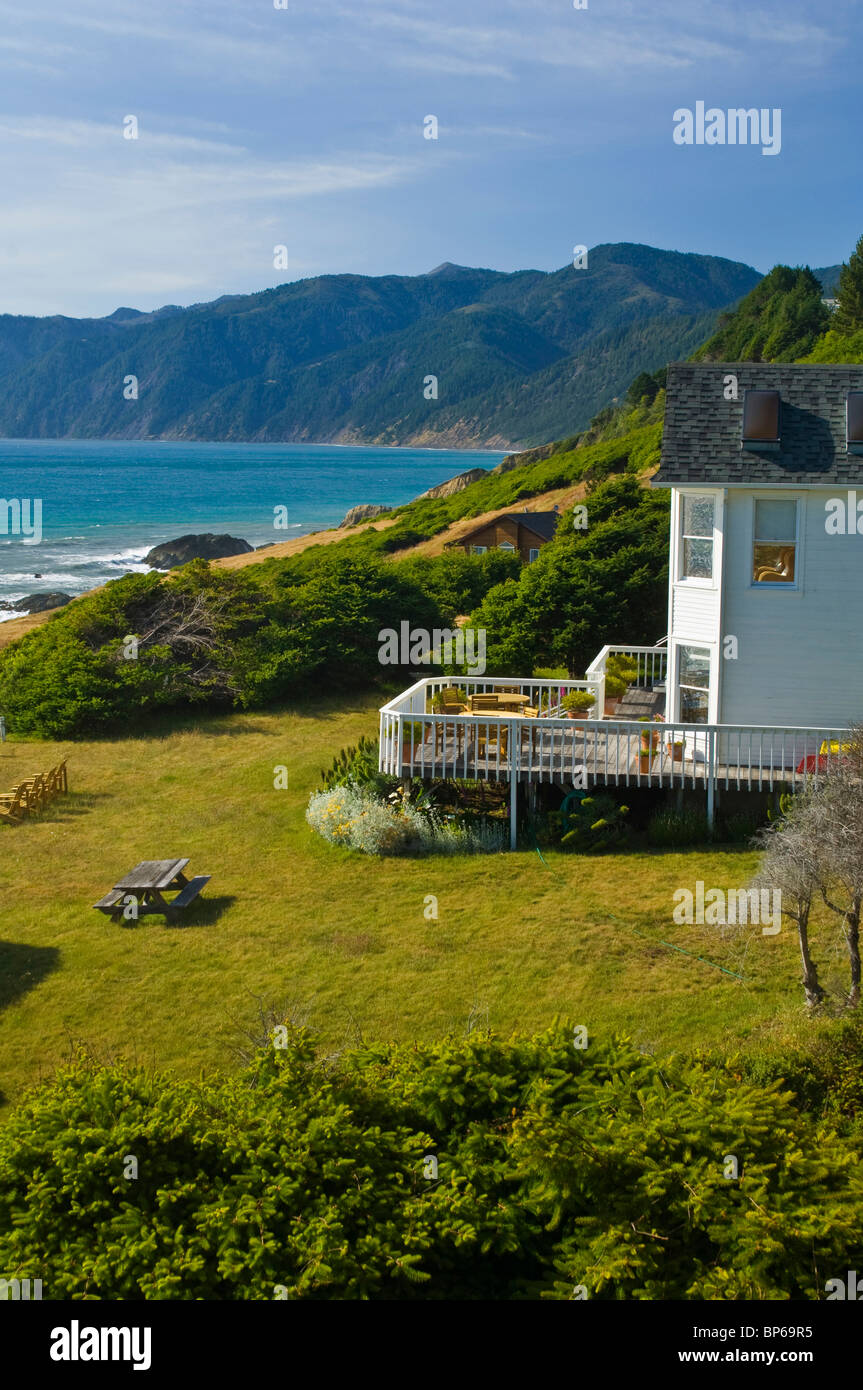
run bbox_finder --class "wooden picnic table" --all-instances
[94,858,211,924]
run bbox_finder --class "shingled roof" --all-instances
[654,362,863,487]
[453,511,560,544]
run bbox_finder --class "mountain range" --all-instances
[0,244,840,450]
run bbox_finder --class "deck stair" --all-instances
[613,685,665,721]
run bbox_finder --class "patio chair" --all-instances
[0,784,29,823]
[468,693,501,712]
[434,715,466,756]
[46,759,69,796]
[476,721,509,760]
[437,686,466,714]
[19,772,48,814]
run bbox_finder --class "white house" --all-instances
[380,362,859,845]
[655,362,863,730]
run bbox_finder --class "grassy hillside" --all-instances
[0,701,840,1112]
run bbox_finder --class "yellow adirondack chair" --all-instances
[0,784,29,822]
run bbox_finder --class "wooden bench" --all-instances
[93,889,126,920]
[0,784,29,823]
[165,875,211,920]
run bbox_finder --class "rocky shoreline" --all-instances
[0,460,522,620]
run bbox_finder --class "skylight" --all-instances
[846,392,863,452]
[742,390,781,449]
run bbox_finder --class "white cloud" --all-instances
[0,114,425,313]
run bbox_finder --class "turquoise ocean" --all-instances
[0,439,505,616]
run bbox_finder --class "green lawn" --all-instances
[0,694,840,1111]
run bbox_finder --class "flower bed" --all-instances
[306,784,506,856]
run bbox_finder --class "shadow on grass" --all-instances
[40,792,112,821]
[639,839,763,857]
[174,894,237,928]
[0,686,390,747]
[0,940,60,1012]
[115,894,237,930]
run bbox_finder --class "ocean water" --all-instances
[0,439,505,615]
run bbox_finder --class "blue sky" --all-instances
[0,0,860,316]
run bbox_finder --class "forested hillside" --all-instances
[0,243,760,448]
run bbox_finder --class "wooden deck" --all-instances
[380,676,847,795]
[391,722,831,790]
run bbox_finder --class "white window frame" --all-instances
[749,494,802,592]
[677,491,718,588]
[670,638,719,726]
[528,548,540,563]
[470,545,487,555]
[498,541,516,552]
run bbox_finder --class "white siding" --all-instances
[719,488,863,727]
[672,584,719,640]
[667,488,724,721]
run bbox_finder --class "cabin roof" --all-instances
[451,511,560,544]
[654,362,863,487]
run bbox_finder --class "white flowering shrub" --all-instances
[306,785,505,857]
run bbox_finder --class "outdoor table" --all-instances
[92,857,211,924]
[114,858,191,913]
[467,693,531,712]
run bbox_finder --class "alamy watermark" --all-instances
[378,621,486,676]
[0,1277,42,1299]
[0,498,42,544]
[826,492,863,534]
[673,103,781,156]
[673,881,781,935]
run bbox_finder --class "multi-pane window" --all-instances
[680,495,714,580]
[498,541,516,552]
[677,645,710,723]
[753,499,797,584]
[470,545,487,555]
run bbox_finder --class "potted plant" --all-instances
[604,654,639,715]
[639,715,662,752]
[561,690,596,719]
[666,737,685,761]
[603,672,628,714]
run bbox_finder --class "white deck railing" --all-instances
[379,677,846,794]
[585,642,668,713]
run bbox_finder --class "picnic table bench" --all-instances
[94,858,211,924]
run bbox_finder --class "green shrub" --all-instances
[606,653,640,683]
[319,735,387,792]
[647,806,710,847]
[306,785,505,856]
[1,1027,861,1300]
[561,690,595,715]
[718,808,766,844]
[560,793,630,852]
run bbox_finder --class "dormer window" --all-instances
[847,393,863,453]
[742,390,781,449]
